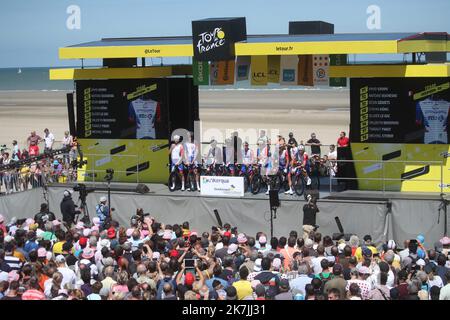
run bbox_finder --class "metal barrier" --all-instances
[328,159,445,194]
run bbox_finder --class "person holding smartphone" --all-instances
[175,259,204,299]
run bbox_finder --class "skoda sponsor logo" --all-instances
[316,68,326,79]
[196,27,226,54]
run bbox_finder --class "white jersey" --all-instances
[242,148,254,165]
[171,144,183,164]
[417,99,450,144]
[129,98,158,139]
[184,142,198,163]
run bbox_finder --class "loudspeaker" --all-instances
[332,216,352,241]
[269,190,280,208]
[213,209,223,228]
[135,184,150,194]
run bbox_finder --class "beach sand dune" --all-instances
[0,89,350,149]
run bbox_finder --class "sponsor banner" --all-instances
[329,54,347,87]
[78,139,169,183]
[267,55,281,83]
[192,60,209,85]
[235,56,250,81]
[209,62,219,85]
[312,54,329,86]
[297,55,313,86]
[350,77,450,144]
[200,176,244,197]
[351,142,450,193]
[251,55,268,86]
[216,60,235,85]
[280,55,298,85]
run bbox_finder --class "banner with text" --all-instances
[312,55,330,86]
[216,60,235,85]
[268,55,281,83]
[192,60,209,85]
[329,54,347,87]
[236,56,250,81]
[251,55,268,86]
[200,176,244,197]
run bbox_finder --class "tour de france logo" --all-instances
[197,28,226,54]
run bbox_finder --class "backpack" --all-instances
[317,272,334,292]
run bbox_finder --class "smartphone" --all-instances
[185,259,196,268]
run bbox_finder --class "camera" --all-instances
[71,159,87,169]
[73,183,95,198]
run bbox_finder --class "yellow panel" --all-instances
[235,41,399,56]
[49,67,177,80]
[330,64,450,78]
[398,40,448,53]
[78,139,169,183]
[59,44,193,59]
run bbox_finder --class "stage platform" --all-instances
[0,181,447,248]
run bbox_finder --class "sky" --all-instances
[0,0,449,68]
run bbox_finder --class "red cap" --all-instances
[169,250,179,258]
[185,272,195,286]
[78,237,88,247]
[107,227,116,239]
[224,231,232,238]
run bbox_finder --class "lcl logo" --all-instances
[253,72,266,78]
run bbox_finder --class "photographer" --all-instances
[60,189,79,227]
[302,195,319,240]
[95,197,110,230]
[34,203,55,229]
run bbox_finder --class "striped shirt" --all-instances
[22,289,46,300]
[4,255,22,271]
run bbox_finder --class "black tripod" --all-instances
[75,188,91,226]
[105,169,114,213]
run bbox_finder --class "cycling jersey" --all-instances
[279,149,288,168]
[242,148,254,165]
[184,142,198,164]
[171,144,184,165]
[416,98,450,144]
[128,98,160,139]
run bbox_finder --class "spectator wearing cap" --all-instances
[324,264,347,299]
[354,235,378,263]
[275,278,292,300]
[345,266,372,300]
[95,196,110,230]
[256,235,271,256]
[55,255,76,288]
[60,189,78,227]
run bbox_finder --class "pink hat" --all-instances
[52,220,61,226]
[76,222,85,229]
[83,228,91,237]
[272,258,282,270]
[91,225,99,232]
[227,243,238,254]
[37,248,47,258]
[8,270,20,282]
[237,233,247,244]
[258,236,267,244]
[251,280,261,289]
[126,228,134,237]
[92,217,101,225]
[25,218,35,226]
[152,252,160,260]
[358,266,371,275]
[440,236,450,245]
[81,247,95,259]
[163,230,173,240]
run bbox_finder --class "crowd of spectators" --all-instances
[0,205,449,301]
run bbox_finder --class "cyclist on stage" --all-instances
[285,145,311,195]
[240,141,255,175]
[205,139,223,173]
[257,138,274,195]
[184,132,201,191]
[224,138,236,176]
[169,135,185,191]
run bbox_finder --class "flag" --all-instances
[280,55,298,85]
[329,54,347,87]
[216,60,235,85]
[251,55,268,86]
[312,55,329,86]
[235,56,250,81]
[297,55,313,86]
[192,60,209,85]
[267,55,281,83]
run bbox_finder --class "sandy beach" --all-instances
[0,89,350,151]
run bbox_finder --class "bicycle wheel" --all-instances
[293,174,305,196]
[168,171,179,192]
[251,174,262,194]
